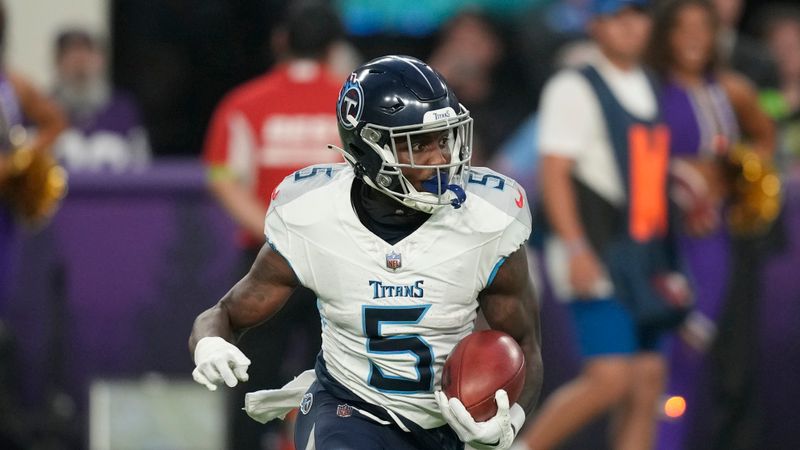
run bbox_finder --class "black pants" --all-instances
[228,246,322,450]
[705,237,763,450]
[704,217,787,450]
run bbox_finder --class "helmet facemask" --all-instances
[335,105,473,213]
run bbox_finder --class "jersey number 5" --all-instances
[362,305,434,394]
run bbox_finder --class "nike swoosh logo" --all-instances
[515,190,524,208]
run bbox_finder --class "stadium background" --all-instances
[1,0,799,449]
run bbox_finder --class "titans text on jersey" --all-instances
[370,280,425,300]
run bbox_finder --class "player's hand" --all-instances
[192,336,251,391]
[435,389,525,450]
[569,249,604,297]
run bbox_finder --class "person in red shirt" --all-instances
[204,7,344,248]
[200,3,347,448]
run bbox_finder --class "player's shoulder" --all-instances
[268,163,352,211]
[465,167,530,223]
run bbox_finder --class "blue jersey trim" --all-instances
[487,257,507,287]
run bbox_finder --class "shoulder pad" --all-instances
[267,163,351,213]
[465,167,531,228]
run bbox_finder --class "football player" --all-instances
[189,55,542,450]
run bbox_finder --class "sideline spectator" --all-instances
[0,4,66,292]
[517,1,689,449]
[648,1,776,449]
[759,6,800,167]
[430,10,532,164]
[51,29,150,172]
[0,2,66,449]
[711,0,778,88]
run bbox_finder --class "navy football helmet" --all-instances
[331,55,473,212]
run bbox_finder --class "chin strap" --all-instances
[447,184,466,209]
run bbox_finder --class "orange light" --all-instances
[664,396,686,418]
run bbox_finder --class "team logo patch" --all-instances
[336,404,353,418]
[386,250,402,270]
[300,393,313,415]
[337,73,364,130]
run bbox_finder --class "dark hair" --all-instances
[55,28,98,61]
[647,0,721,77]
[439,8,500,41]
[285,1,344,59]
[756,4,800,40]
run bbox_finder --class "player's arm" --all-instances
[188,243,298,390]
[478,246,543,414]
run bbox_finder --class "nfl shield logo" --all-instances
[336,404,353,418]
[386,251,402,270]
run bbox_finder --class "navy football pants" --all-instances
[294,382,463,450]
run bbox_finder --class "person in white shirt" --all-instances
[516,1,690,449]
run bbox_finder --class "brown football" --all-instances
[441,330,526,422]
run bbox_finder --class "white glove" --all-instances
[192,336,251,391]
[435,389,525,450]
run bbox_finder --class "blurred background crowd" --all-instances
[0,0,798,449]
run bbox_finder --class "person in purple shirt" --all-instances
[647,1,775,449]
[0,10,66,291]
[0,3,67,447]
[51,29,150,172]
[649,0,774,342]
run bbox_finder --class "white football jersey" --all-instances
[264,163,531,429]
